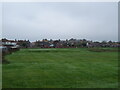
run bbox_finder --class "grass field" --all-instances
[2,48,118,88]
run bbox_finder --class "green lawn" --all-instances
[2,48,118,88]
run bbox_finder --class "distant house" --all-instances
[17,40,30,48]
[35,40,51,48]
[1,38,20,63]
[49,44,54,48]
[30,42,36,48]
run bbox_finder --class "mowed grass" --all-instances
[2,48,118,88]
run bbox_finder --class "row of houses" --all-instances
[1,38,30,48]
[1,38,120,48]
[33,39,120,48]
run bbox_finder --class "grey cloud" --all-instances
[2,2,118,42]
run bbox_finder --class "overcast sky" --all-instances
[1,2,118,42]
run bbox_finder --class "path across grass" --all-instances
[3,48,118,88]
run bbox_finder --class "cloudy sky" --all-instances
[1,2,118,41]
